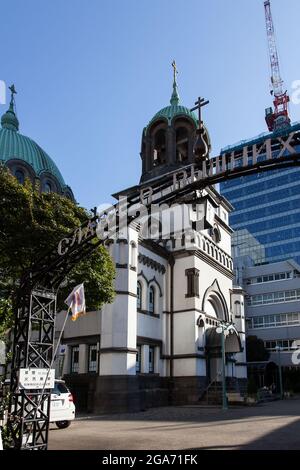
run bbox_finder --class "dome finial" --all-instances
[8,84,17,111]
[170,60,180,105]
[1,84,19,131]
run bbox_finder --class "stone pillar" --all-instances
[79,344,88,374]
[141,345,149,374]
[145,137,152,172]
[167,127,176,165]
[188,133,194,163]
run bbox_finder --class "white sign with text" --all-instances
[19,368,55,390]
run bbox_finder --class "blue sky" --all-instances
[1,0,300,209]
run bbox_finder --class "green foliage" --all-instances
[0,299,13,341]
[246,335,270,362]
[0,167,115,323]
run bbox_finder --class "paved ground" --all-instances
[48,399,300,450]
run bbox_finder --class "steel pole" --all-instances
[221,327,228,410]
[278,348,283,399]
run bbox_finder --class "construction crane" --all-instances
[264,0,290,131]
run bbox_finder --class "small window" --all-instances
[234,301,241,316]
[88,344,98,372]
[149,346,155,374]
[149,286,155,314]
[70,346,79,373]
[15,169,25,184]
[136,345,141,373]
[137,281,142,310]
[185,268,199,297]
[130,242,137,269]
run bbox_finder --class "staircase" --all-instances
[199,375,244,405]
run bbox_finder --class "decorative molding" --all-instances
[99,347,138,354]
[137,336,163,347]
[115,290,137,298]
[137,309,160,319]
[138,270,163,297]
[162,353,206,360]
[138,253,166,274]
[139,239,170,260]
[201,278,229,322]
[62,335,100,344]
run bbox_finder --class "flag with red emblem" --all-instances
[65,283,86,321]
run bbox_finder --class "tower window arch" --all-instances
[44,181,52,193]
[153,129,166,166]
[15,169,25,185]
[234,301,241,316]
[149,286,155,314]
[137,281,142,310]
[175,126,189,162]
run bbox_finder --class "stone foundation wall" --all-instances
[64,374,246,414]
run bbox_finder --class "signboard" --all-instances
[19,368,55,390]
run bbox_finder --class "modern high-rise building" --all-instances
[220,122,300,267]
[220,125,300,389]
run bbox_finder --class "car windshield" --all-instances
[52,382,69,394]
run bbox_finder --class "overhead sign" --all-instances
[19,368,55,390]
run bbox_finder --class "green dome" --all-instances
[0,127,66,188]
[147,68,198,130]
[1,108,19,131]
[0,86,68,191]
[148,104,198,128]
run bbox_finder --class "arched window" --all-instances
[234,301,241,316]
[176,126,189,162]
[211,226,221,244]
[130,242,137,269]
[44,181,52,193]
[15,169,25,185]
[137,281,142,310]
[153,129,166,166]
[149,286,155,314]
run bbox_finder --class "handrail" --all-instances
[199,371,222,404]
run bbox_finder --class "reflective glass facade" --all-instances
[220,140,300,266]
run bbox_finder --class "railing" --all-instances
[199,372,222,405]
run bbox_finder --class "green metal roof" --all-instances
[0,87,67,189]
[148,104,198,129]
[147,67,198,130]
[0,127,66,188]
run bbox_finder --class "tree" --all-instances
[246,335,270,362]
[0,167,115,329]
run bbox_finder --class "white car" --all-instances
[50,380,75,429]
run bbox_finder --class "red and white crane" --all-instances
[264,0,290,131]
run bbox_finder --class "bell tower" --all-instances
[140,62,211,182]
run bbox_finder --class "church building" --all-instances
[56,67,247,413]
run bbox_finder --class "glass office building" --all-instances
[220,123,300,266]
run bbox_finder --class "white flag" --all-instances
[65,283,86,322]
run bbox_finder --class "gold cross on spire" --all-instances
[172,60,178,82]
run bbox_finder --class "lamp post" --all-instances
[216,322,236,410]
[276,345,284,399]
